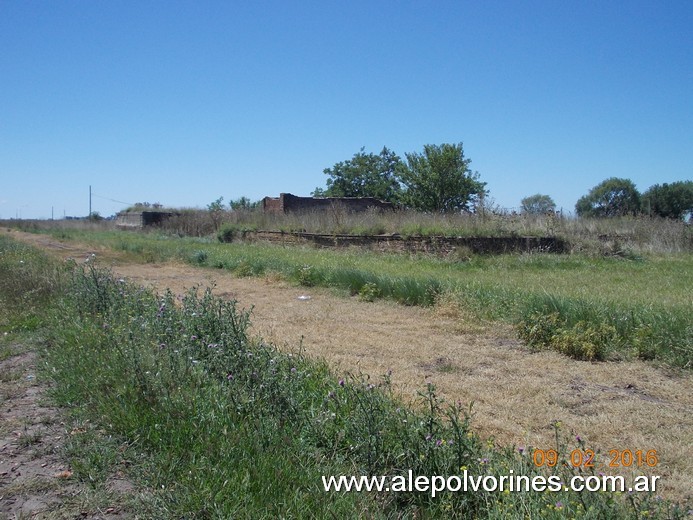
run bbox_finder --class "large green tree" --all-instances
[575,178,641,218]
[642,181,693,220]
[399,143,486,212]
[520,194,557,215]
[314,147,403,203]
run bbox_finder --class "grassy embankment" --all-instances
[34,228,693,369]
[1,234,689,518]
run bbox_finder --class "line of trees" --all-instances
[312,143,486,213]
[575,178,692,220]
[217,147,690,221]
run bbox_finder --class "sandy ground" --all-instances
[3,229,692,503]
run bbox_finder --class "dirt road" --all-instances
[4,229,692,502]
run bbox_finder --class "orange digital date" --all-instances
[532,449,658,468]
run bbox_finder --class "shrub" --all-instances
[217,224,237,243]
[551,321,617,361]
[296,264,321,287]
[357,282,380,302]
[518,312,618,361]
[191,249,208,264]
[517,312,562,348]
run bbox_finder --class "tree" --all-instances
[575,178,641,218]
[229,196,258,211]
[207,197,226,231]
[399,143,486,212]
[315,147,403,202]
[642,181,693,220]
[520,194,557,215]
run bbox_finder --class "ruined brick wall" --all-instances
[263,193,393,214]
[230,230,568,255]
[262,196,283,214]
[116,211,175,229]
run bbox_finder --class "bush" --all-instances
[191,249,208,264]
[217,224,237,243]
[357,282,380,302]
[518,312,618,361]
[551,321,617,361]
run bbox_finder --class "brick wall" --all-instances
[262,193,393,214]
[223,230,568,255]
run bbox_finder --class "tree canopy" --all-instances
[575,178,641,218]
[314,143,486,212]
[314,147,403,203]
[520,194,556,215]
[399,143,486,212]
[642,181,693,220]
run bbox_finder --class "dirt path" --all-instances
[4,229,692,503]
[0,344,135,519]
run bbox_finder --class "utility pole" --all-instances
[89,185,92,217]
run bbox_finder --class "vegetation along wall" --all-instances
[224,230,568,255]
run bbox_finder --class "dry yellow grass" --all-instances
[6,229,692,502]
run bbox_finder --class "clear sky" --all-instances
[1,0,691,219]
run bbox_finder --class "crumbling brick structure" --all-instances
[262,193,393,214]
[115,211,176,229]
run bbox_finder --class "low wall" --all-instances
[262,193,394,214]
[115,212,143,229]
[227,230,568,255]
[116,211,176,229]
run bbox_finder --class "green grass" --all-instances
[38,229,693,368]
[2,234,689,518]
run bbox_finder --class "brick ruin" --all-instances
[262,193,394,214]
[222,230,569,255]
[115,211,176,229]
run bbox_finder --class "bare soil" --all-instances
[0,345,136,519]
[3,229,692,505]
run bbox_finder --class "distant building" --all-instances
[262,193,394,214]
[115,210,176,229]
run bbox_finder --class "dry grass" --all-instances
[5,228,693,503]
[73,269,693,502]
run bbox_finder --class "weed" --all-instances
[0,241,686,518]
[191,249,208,265]
[358,282,380,302]
[295,264,321,287]
[18,429,43,448]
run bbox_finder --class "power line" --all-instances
[92,193,134,206]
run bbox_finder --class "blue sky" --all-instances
[1,0,691,219]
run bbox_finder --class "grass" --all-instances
[30,228,693,368]
[4,207,691,253]
[2,235,690,517]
